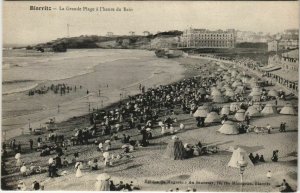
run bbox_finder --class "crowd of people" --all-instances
[1,57,296,192]
[28,83,83,96]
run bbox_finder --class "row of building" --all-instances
[177,28,299,50]
[178,28,236,48]
[267,29,299,52]
[262,49,299,92]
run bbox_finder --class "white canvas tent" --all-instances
[230,102,239,112]
[261,103,277,115]
[245,106,260,117]
[220,105,230,115]
[205,112,221,123]
[235,109,246,121]
[280,103,297,115]
[193,106,209,117]
[268,89,279,97]
[213,95,227,103]
[218,121,239,135]
[228,147,254,168]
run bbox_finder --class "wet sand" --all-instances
[2,50,185,139]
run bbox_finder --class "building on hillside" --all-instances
[178,28,236,48]
[268,29,299,52]
[268,40,279,52]
[278,39,299,50]
[236,31,268,43]
[263,49,299,92]
[281,49,299,71]
[106,32,114,37]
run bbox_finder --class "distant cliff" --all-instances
[31,31,183,51]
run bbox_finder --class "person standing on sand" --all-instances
[29,139,33,150]
[266,171,272,179]
[75,162,83,178]
[271,150,279,162]
[266,124,272,134]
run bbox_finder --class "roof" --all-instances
[270,69,299,82]
[282,49,299,59]
[260,65,282,72]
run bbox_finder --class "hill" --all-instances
[31,31,183,51]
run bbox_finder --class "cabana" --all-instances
[218,121,239,135]
[261,103,277,115]
[235,109,246,121]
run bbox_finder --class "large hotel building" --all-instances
[178,28,236,48]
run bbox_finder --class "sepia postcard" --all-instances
[1,1,299,192]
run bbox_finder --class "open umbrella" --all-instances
[103,152,110,158]
[15,153,21,159]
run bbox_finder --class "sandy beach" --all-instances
[1,55,298,192]
[2,49,185,139]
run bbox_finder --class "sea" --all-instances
[2,49,185,139]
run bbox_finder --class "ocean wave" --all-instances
[2,83,39,95]
[2,79,34,84]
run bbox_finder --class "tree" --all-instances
[129,31,135,36]
[143,31,150,36]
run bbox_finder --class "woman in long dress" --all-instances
[75,162,83,177]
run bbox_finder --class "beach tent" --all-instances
[193,106,209,118]
[228,147,254,168]
[220,105,230,115]
[268,90,279,97]
[223,84,231,89]
[250,81,258,88]
[234,86,244,94]
[251,92,261,102]
[230,102,240,112]
[232,81,243,88]
[235,109,246,121]
[213,95,227,103]
[249,90,262,97]
[253,102,262,111]
[204,112,221,123]
[217,83,224,90]
[242,76,251,84]
[261,103,277,115]
[231,70,238,77]
[252,86,262,93]
[225,89,235,97]
[198,88,207,95]
[236,73,243,80]
[280,103,297,115]
[220,87,227,92]
[245,106,260,117]
[223,75,231,81]
[211,89,222,96]
[218,121,239,135]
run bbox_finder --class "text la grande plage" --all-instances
[29,6,133,12]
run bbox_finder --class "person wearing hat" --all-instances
[17,180,27,191]
[95,173,111,191]
[32,181,40,190]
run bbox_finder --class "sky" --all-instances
[3,1,299,45]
